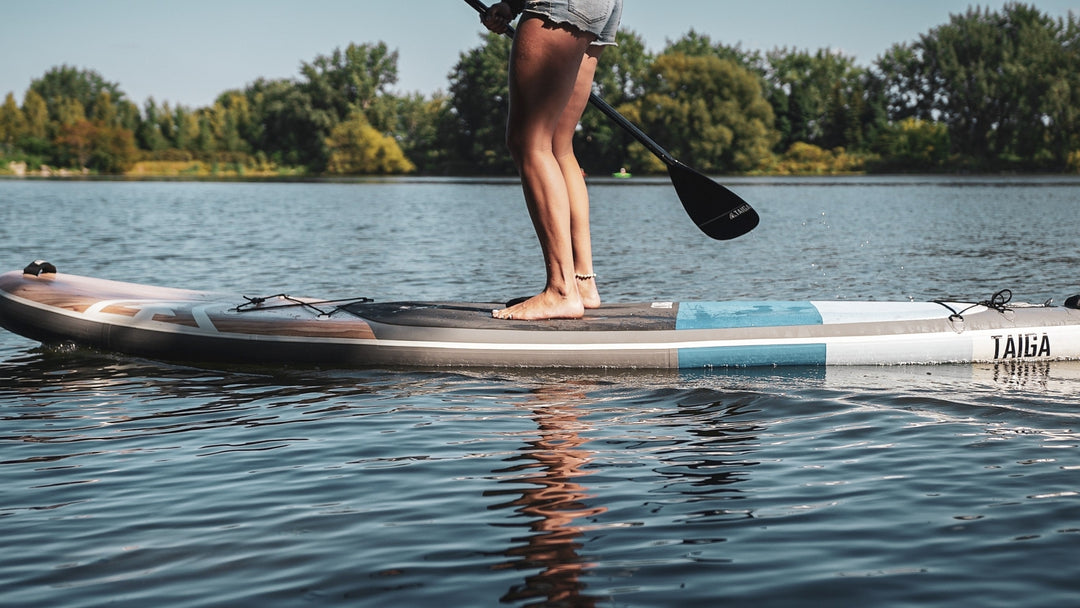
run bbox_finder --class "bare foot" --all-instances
[492,289,585,320]
[576,274,601,309]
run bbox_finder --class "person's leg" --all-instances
[553,45,603,309]
[493,17,596,320]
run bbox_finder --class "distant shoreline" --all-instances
[6,168,1080,184]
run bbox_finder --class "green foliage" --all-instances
[870,118,951,171]
[765,142,868,175]
[766,48,868,151]
[1067,150,1080,173]
[208,93,254,153]
[594,29,652,102]
[634,52,778,172]
[876,3,1080,170]
[663,30,767,76]
[91,124,139,173]
[382,92,455,173]
[53,120,94,167]
[445,32,515,174]
[301,42,399,125]
[22,91,49,140]
[137,98,170,152]
[2,5,1076,177]
[243,77,334,169]
[325,111,415,175]
[0,93,26,146]
[54,98,86,129]
[577,30,651,174]
[91,91,118,126]
[53,119,138,173]
[30,66,125,127]
[174,106,201,152]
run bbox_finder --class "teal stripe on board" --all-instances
[675,301,823,330]
[678,343,828,368]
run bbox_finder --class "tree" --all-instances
[30,65,125,125]
[216,91,259,149]
[55,98,86,128]
[155,101,176,147]
[446,32,515,174]
[594,29,653,102]
[577,30,651,173]
[54,119,138,172]
[380,91,454,173]
[876,3,1080,169]
[13,90,53,161]
[766,48,867,151]
[1047,15,1080,165]
[871,117,951,171]
[22,90,49,140]
[244,77,333,168]
[115,99,141,133]
[54,120,97,167]
[0,92,26,146]
[300,42,400,126]
[207,93,252,154]
[91,91,118,126]
[325,111,415,174]
[174,105,201,152]
[90,124,139,173]
[138,98,170,152]
[825,68,888,153]
[633,52,778,172]
[664,30,767,76]
[195,112,215,156]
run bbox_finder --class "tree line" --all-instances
[1,3,1078,176]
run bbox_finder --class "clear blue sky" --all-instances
[2,0,1077,108]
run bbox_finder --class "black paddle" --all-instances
[464,0,759,240]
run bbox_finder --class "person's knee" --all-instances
[505,128,519,159]
[505,124,528,165]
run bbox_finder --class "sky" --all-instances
[2,0,1077,109]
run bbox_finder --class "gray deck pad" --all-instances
[340,301,680,332]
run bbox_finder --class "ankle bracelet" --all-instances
[575,273,596,281]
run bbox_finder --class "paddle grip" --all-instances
[464,0,513,33]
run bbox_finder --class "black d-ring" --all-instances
[23,260,57,276]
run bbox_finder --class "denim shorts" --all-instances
[523,0,623,45]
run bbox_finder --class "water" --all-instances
[2,176,1080,607]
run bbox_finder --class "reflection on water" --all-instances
[2,348,1080,606]
[987,360,1054,388]
[488,385,606,606]
[653,397,763,505]
[484,381,769,606]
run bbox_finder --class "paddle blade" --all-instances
[667,160,759,240]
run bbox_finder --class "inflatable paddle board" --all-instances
[2,261,1079,369]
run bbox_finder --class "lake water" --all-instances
[2,176,1080,607]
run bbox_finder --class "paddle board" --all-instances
[3,262,1079,369]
